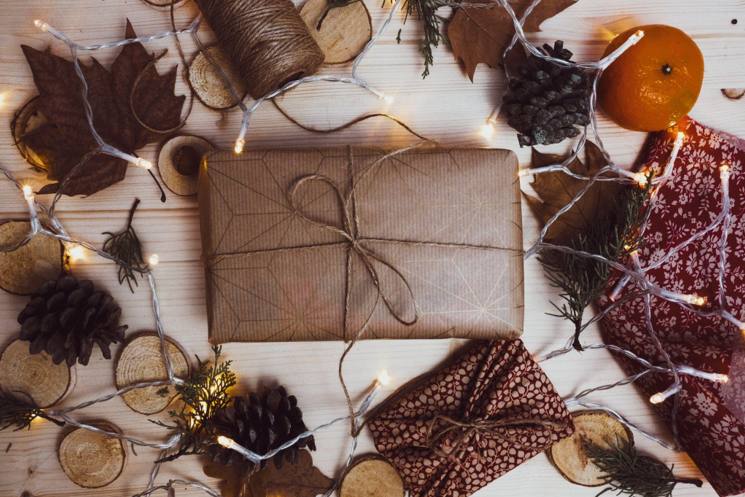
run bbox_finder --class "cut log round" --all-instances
[58,422,126,488]
[0,220,65,295]
[115,333,190,415]
[547,410,634,487]
[0,338,75,408]
[340,455,405,497]
[301,0,372,64]
[189,47,247,110]
[140,0,187,9]
[721,88,745,100]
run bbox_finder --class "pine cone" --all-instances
[503,41,590,147]
[17,275,127,367]
[204,386,316,475]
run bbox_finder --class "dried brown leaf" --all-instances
[448,0,578,81]
[203,462,246,497]
[523,141,622,244]
[247,451,333,497]
[19,20,184,196]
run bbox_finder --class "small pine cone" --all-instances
[204,386,316,475]
[17,275,127,367]
[503,40,590,147]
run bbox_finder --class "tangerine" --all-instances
[597,25,704,132]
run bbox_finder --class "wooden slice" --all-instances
[59,422,126,488]
[0,220,65,295]
[158,135,215,196]
[722,88,745,100]
[140,0,187,9]
[340,455,405,497]
[115,333,190,415]
[189,47,247,110]
[301,0,372,64]
[0,339,75,408]
[547,410,634,487]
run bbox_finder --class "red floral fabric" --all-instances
[368,339,573,497]
[598,116,745,496]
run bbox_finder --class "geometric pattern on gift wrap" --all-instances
[368,339,573,497]
[598,117,745,497]
[201,147,523,343]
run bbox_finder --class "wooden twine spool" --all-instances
[0,339,75,408]
[192,0,325,99]
[59,422,127,488]
[115,333,190,415]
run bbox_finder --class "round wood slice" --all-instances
[158,135,215,196]
[547,410,634,487]
[59,422,126,488]
[340,455,405,497]
[0,339,75,408]
[115,333,190,415]
[0,220,65,295]
[722,88,745,100]
[189,47,247,110]
[301,0,372,64]
[140,0,187,9]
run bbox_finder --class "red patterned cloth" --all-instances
[598,116,745,496]
[368,339,573,497]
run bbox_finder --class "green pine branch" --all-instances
[0,392,64,431]
[540,173,653,350]
[589,437,702,497]
[102,198,145,293]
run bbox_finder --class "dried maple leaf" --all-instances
[523,140,622,244]
[246,450,333,497]
[448,0,578,81]
[203,462,247,497]
[19,20,184,196]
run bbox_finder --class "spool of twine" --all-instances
[193,0,325,99]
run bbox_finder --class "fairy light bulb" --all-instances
[650,384,681,404]
[377,369,392,386]
[715,374,729,383]
[217,436,236,449]
[135,158,153,170]
[689,295,706,306]
[234,138,245,155]
[22,185,33,200]
[480,122,496,140]
[382,94,394,104]
[67,245,85,262]
[633,172,648,187]
[649,392,666,404]
[149,254,159,266]
[34,20,50,32]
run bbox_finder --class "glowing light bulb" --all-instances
[517,168,531,178]
[480,123,495,140]
[676,132,685,141]
[382,94,394,104]
[636,30,644,38]
[721,164,730,178]
[67,245,85,262]
[217,436,236,449]
[649,392,665,404]
[149,254,159,266]
[135,158,153,170]
[234,138,245,155]
[34,20,50,32]
[633,172,648,187]
[688,295,706,306]
[22,185,33,200]
[377,369,392,386]
[0,93,6,108]
[716,374,729,383]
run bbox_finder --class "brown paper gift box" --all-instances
[198,146,524,343]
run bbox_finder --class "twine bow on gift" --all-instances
[424,414,568,462]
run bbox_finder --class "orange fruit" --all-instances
[597,25,704,132]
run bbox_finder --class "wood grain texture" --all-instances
[1,0,743,496]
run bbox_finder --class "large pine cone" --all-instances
[503,40,590,147]
[17,275,127,367]
[204,386,316,475]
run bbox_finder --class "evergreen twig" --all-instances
[589,437,703,497]
[395,0,450,78]
[317,0,363,29]
[540,172,653,350]
[153,346,236,463]
[0,392,65,431]
[102,198,145,293]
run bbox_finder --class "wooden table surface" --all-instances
[1,0,744,496]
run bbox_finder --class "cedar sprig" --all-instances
[589,437,702,497]
[397,0,451,78]
[0,392,64,431]
[102,198,145,293]
[153,346,236,463]
[540,172,653,350]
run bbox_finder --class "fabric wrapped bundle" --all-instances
[599,116,745,496]
[368,339,574,497]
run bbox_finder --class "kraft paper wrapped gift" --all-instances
[198,146,524,343]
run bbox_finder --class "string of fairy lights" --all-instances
[0,0,738,494]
